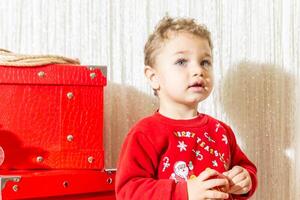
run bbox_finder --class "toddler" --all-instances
[115,16,257,200]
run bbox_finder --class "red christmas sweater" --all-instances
[116,112,257,200]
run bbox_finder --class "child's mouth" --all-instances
[190,83,203,87]
[188,82,205,92]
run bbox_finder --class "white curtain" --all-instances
[0,0,299,199]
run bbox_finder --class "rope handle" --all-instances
[0,49,80,67]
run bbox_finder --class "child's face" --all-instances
[149,32,213,108]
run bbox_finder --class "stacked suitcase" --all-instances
[0,64,115,199]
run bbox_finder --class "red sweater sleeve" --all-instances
[115,129,188,200]
[224,123,258,199]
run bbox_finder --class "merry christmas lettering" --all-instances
[174,131,196,138]
[196,136,227,167]
[173,130,229,169]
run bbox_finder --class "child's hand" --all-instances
[222,166,252,195]
[187,168,229,200]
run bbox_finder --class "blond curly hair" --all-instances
[144,16,213,67]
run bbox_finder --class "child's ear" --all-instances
[144,65,159,90]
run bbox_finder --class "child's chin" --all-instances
[186,96,207,104]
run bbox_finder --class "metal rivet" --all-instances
[36,156,44,163]
[12,185,18,192]
[87,156,94,164]
[63,181,69,188]
[0,146,5,166]
[106,171,112,175]
[67,92,74,99]
[90,72,96,79]
[37,71,45,77]
[107,178,113,184]
[13,178,20,182]
[67,135,74,142]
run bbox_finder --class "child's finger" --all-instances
[205,189,229,199]
[228,177,251,194]
[230,172,248,185]
[198,168,220,181]
[203,178,229,190]
[223,166,243,179]
[228,185,250,195]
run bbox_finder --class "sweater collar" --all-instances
[153,111,209,127]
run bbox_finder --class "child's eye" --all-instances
[200,60,212,68]
[175,58,188,66]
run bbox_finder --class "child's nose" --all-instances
[192,64,204,77]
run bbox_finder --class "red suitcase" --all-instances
[0,64,116,199]
[0,169,116,200]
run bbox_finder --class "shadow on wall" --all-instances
[219,61,296,200]
[103,81,158,168]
